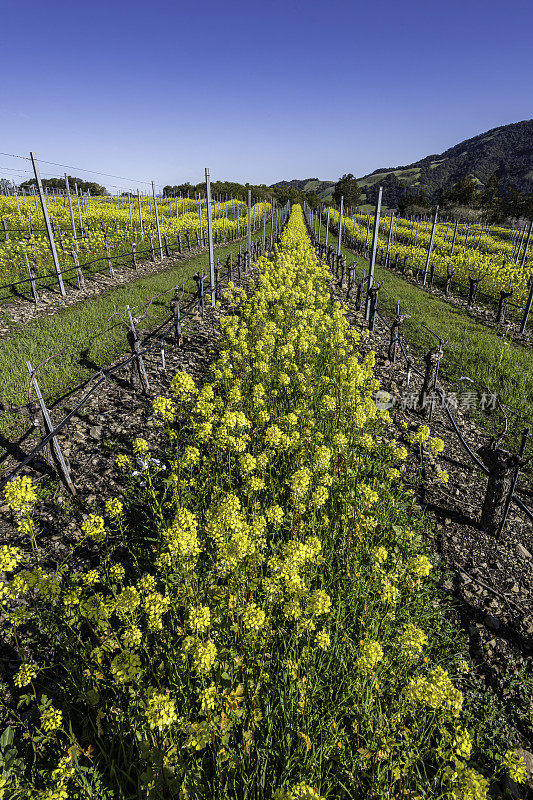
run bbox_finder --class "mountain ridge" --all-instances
[271,119,533,206]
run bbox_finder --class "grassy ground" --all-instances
[0,221,274,450]
[0,207,251,304]
[318,224,533,458]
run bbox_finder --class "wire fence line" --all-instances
[0,212,277,412]
[303,203,533,540]
[0,203,291,495]
[314,205,533,427]
[0,214,267,300]
[316,204,533,333]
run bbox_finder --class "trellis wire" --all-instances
[0,204,290,494]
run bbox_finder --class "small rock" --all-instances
[89,425,103,440]
[511,582,520,593]
[516,543,532,560]
[522,615,533,636]
[485,614,501,631]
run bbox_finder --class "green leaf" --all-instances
[0,727,14,750]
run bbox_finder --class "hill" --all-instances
[271,177,336,200]
[273,120,533,207]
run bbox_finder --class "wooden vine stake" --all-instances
[418,340,444,420]
[126,306,150,394]
[26,361,76,495]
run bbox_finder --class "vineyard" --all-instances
[323,207,533,324]
[0,190,271,303]
[0,193,531,800]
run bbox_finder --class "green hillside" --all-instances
[270,177,335,200]
[273,119,533,207]
[360,119,533,203]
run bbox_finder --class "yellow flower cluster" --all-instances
[399,623,428,658]
[408,554,433,578]
[163,507,200,560]
[188,604,211,633]
[372,546,388,564]
[502,750,528,784]
[4,475,37,511]
[145,690,178,731]
[115,454,131,470]
[105,498,124,518]
[81,514,106,543]
[315,630,330,650]
[0,545,23,572]
[152,395,176,425]
[404,666,463,717]
[170,371,198,401]
[356,640,384,673]
[132,437,149,456]
[110,649,142,683]
[242,602,266,632]
[143,590,170,630]
[40,705,63,733]
[274,783,325,800]
[13,662,38,687]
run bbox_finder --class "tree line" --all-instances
[330,173,533,222]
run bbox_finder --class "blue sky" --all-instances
[1,0,532,191]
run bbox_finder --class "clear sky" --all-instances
[1,0,532,192]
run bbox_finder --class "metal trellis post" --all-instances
[366,187,383,320]
[422,206,439,286]
[337,195,344,257]
[64,173,77,239]
[205,167,216,307]
[30,152,66,297]
[152,182,164,259]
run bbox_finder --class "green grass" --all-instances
[0,220,275,457]
[317,222,533,458]
[0,207,251,305]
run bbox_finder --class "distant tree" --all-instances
[305,192,320,210]
[333,174,361,206]
[365,173,407,209]
[481,172,502,207]
[397,190,431,215]
[19,176,107,195]
[441,175,479,207]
